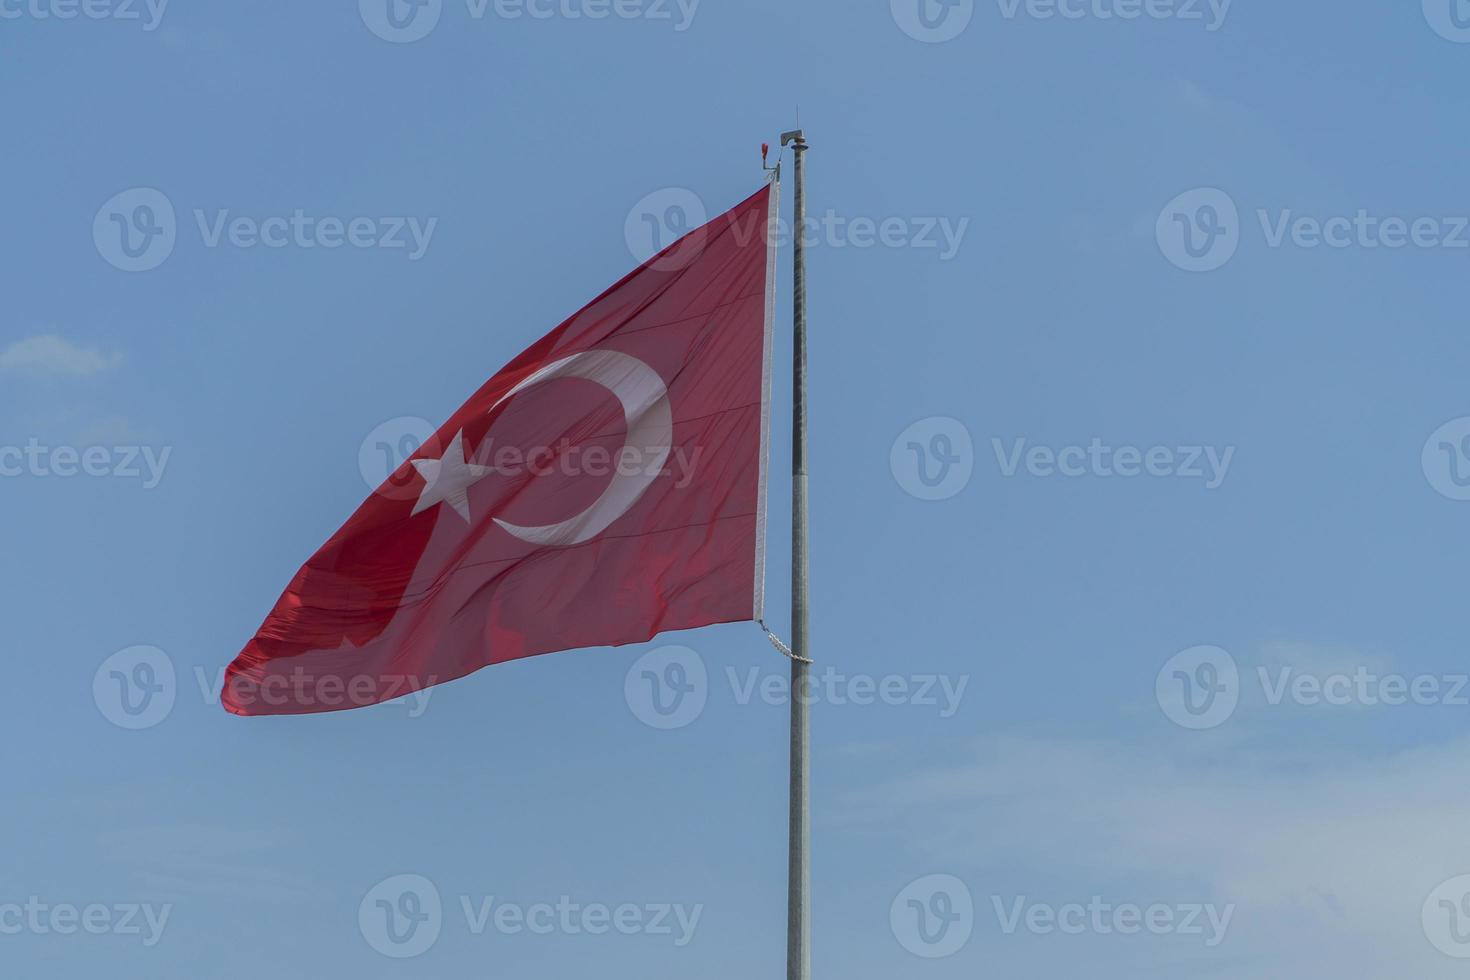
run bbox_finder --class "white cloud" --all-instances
[874,734,1470,977]
[1256,639,1395,678]
[0,334,122,377]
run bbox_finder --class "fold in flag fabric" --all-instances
[224,182,779,715]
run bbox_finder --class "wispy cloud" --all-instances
[866,733,1470,978]
[0,334,122,377]
[100,824,328,905]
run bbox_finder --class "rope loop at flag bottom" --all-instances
[759,620,812,664]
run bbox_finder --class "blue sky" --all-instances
[7,0,1470,976]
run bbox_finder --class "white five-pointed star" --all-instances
[410,429,493,522]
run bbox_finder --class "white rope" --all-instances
[759,620,812,664]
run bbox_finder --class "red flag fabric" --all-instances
[224,182,779,715]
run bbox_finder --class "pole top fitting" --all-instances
[780,129,807,149]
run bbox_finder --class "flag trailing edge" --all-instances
[223,178,782,716]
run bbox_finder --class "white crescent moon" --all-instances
[487,349,672,547]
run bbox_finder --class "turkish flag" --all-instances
[224,183,779,715]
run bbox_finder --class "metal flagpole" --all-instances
[780,127,811,980]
